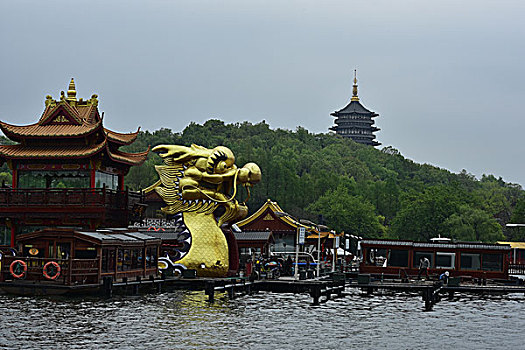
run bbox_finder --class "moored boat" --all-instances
[0,228,160,295]
[359,239,511,280]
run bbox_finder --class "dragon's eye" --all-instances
[213,161,225,173]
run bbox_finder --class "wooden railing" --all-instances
[0,256,100,285]
[508,264,525,275]
[0,188,143,210]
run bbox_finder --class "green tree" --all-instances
[390,186,460,241]
[444,205,504,242]
[307,185,385,238]
[507,197,525,241]
[509,197,525,224]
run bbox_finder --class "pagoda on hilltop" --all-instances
[0,79,149,247]
[330,71,380,146]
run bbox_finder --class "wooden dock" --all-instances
[2,272,524,312]
[347,278,525,310]
[198,274,525,310]
[204,277,346,305]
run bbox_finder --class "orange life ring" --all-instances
[10,260,27,279]
[43,261,61,280]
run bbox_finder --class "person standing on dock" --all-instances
[418,257,430,280]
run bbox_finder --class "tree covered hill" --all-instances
[122,119,525,243]
[1,119,523,242]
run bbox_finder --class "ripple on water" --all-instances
[0,289,524,349]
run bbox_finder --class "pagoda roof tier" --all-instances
[38,100,99,125]
[0,119,102,141]
[0,140,106,159]
[0,140,148,166]
[105,128,140,145]
[0,79,149,167]
[332,71,379,117]
[331,100,379,116]
[107,146,150,166]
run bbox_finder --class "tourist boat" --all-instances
[359,239,511,280]
[0,228,160,295]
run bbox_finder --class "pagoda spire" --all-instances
[66,78,77,103]
[330,70,381,146]
[351,69,359,101]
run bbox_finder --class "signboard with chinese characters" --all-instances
[299,227,305,245]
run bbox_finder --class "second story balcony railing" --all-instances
[0,187,143,211]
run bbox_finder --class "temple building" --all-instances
[330,71,380,146]
[235,199,343,268]
[0,79,149,247]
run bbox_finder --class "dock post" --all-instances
[423,284,442,311]
[228,286,235,299]
[103,276,113,298]
[337,282,345,297]
[205,280,215,303]
[310,284,321,306]
[422,287,433,311]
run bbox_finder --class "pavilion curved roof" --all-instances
[0,140,106,159]
[104,127,140,145]
[0,119,102,141]
[0,79,149,167]
[106,146,150,166]
[39,101,83,124]
[236,198,318,232]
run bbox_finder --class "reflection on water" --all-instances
[0,289,523,349]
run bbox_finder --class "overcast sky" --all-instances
[1,0,524,185]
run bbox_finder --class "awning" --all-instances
[498,241,525,249]
[306,232,342,239]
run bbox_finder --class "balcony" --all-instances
[0,188,144,226]
[0,188,141,209]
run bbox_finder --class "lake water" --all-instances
[0,289,523,349]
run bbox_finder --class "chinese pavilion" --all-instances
[236,199,318,255]
[0,79,149,247]
[235,199,342,265]
[330,71,380,146]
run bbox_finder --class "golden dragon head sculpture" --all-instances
[150,144,261,226]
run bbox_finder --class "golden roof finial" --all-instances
[66,78,77,102]
[351,69,359,101]
[44,95,57,108]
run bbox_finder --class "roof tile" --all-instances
[0,141,106,158]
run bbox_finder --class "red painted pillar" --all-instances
[118,174,124,192]
[10,225,15,248]
[90,168,96,188]
[12,169,17,189]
